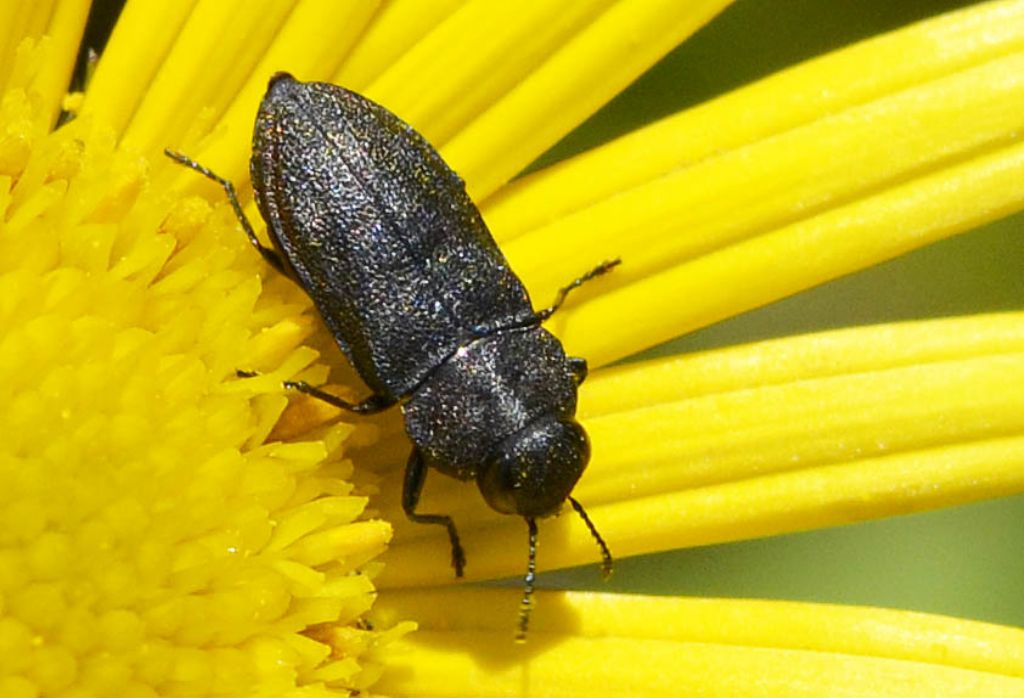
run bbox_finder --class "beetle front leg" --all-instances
[164,149,291,278]
[403,448,466,577]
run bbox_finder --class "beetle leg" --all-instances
[403,448,466,577]
[164,149,290,277]
[533,258,620,322]
[236,370,395,414]
[282,380,396,415]
[567,357,588,385]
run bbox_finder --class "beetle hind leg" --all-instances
[403,448,466,577]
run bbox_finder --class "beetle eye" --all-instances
[477,417,589,518]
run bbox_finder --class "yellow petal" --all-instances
[0,3,88,131]
[558,136,1024,366]
[372,589,1024,697]
[333,0,466,91]
[363,0,620,145]
[378,314,1024,585]
[482,0,1024,365]
[119,0,300,153]
[441,0,732,199]
[581,311,1024,415]
[88,0,730,208]
[484,0,1024,236]
[179,0,383,183]
[78,0,198,136]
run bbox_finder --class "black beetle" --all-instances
[167,72,615,639]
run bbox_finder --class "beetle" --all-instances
[167,72,615,639]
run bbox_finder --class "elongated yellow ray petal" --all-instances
[373,589,1024,697]
[333,0,466,91]
[177,0,382,187]
[486,1,1024,366]
[363,0,615,145]
[557,133,1024,366]
[581,355,1024,503]
[581,311,1024,415]
[78,0,198,135]
[92,0,728,204]
[442,0,732,199]
[120,0,299,153]
[509,49,1024,291]
[377,315,1024,585]
[484,0,1024,236]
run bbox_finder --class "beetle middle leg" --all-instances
[403,448,467,577]
[283,380,395,415]
[164,149,290,277]
[235,370,395,415]
[533,258,621,322]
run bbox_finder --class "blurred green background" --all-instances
[538,0,1024,627]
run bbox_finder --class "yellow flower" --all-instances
[2,0,1023,695]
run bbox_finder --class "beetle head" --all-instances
[477,416,589,518]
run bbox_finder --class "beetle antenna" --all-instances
[515,517,539,643]
[569,496,613,579]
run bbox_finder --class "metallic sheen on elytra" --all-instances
[169,72,615,640]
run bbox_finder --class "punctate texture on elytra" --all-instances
[251,74,541,399]
[248,73,594,528]
[169,72,614,638]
